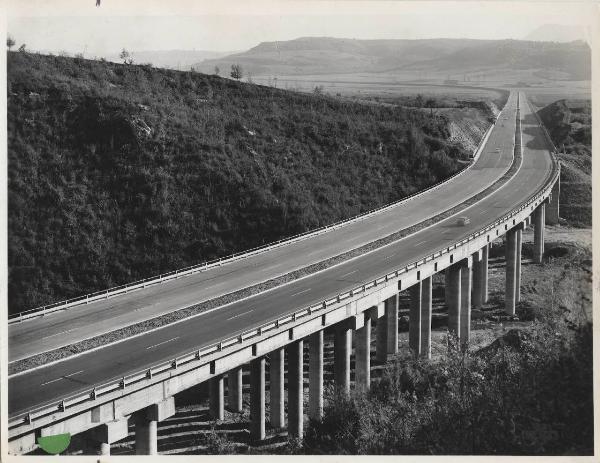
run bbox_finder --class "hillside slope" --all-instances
[196,37,591,82]
[536,99,591,227]
[8,52,470,314]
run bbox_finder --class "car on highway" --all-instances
[457,216,470,226]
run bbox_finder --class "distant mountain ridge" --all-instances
[105,49,235,70]
[195,37,591,81]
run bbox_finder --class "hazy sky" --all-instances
[6,0,596,55]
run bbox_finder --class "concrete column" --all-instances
[505,228,518,315]
[309,330,324,420]
[227,367,243,413]
[135,419,157,455]
[444,270,451,306]
[288,340,304,438]
[533,204,545,264]
[473,252,484,309]
[386,295,399,355]
[100,443,110,456]
[460,261,472,347]
[375,302,387,362]
[516,228,522,303]
[250,357,266,441]
[134,397,175,455]
[546,176,560,225]
[90,419,129,456]
[269,348,285,429]
[355,314,371,391]
[334,323,351,395]
[447,264,462,338]
[209,375,224,420]
[420,277,433,359]
[409,282,423,357]
[481,244,489,303]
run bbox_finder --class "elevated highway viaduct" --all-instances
[7,92,561,455]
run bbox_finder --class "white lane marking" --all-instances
[415,240,428,246]
[42,329,75,340]
[340,270,358,278]
[41,370,85,386]
[145,337,180,350]
[384,253,397,260]
[291,288,311,297]
[226,309,254,321]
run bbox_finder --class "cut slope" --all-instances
[8,52,467,314]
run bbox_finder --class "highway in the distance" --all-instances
[8,93,553,416]
[9,93,518,362]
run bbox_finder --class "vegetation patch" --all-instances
[8,52,471,315]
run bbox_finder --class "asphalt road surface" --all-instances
[8,93,553,416]
[9,94,518,362]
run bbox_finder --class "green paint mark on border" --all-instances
[37,433,71,454]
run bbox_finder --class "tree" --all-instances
[119,48,133,65]
[214,66,220,76]
[18,44,26,53]
[425,98,436,116]
[415,93,424,108]
[313,85,324,95]
[230,64,243,80]
[7,36,15,51]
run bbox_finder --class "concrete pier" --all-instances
[516,227,522,303]
[250,357,266,441]
[209,375,224,420]
[134,398,175,455]
[460,259,472,346]
[447,264,462,337]
[269,348,285,429]
[135,419,157,455]
[385,295,398,355]
[473,251,484,309]
[288,340,304,438]
[505,228,518,315]
[227,367,243,413]
[481,244,489,303]
[533,204,545,264]
[375,302,387,362]
[90,419,129,456]
[334,323,352,395]
[420,277,432,359]
[308,330,324,420]
[409,282,423,357]
[546,176,560,225]
[355,313,371,391]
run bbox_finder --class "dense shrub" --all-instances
[8,52,469,313]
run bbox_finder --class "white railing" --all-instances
[9,111,501,324]
[8,151,560,431]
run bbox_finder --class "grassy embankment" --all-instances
[535,99,591,227]
[9,51,474,315]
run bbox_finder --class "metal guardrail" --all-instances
[9,112,500,324]
[9,145,560,431]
